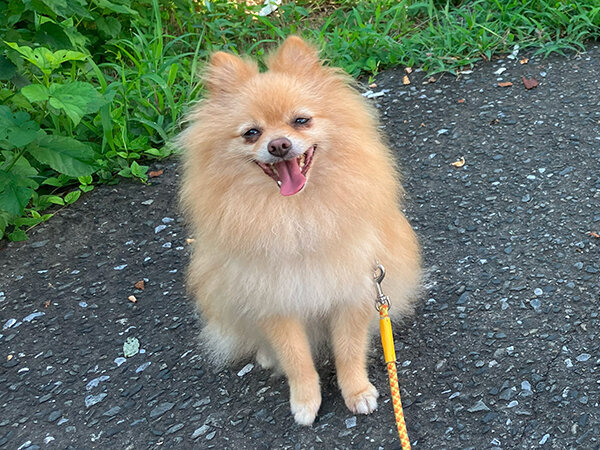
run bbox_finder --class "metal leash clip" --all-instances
[374,263,390,311]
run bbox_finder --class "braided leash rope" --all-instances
[379,304,411,450]
[374,264,411,450]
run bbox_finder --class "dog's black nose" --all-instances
[268,137,291,158]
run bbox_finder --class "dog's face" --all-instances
[230,74,322,196]
[201,37,350,196]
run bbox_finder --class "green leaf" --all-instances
[0,170,37,216]
[4,43,86,75]
[64,190,81,204]
[35,22,72,49]
[96,16,122,38]
[117,167,132,178]
[41,177,65,187]
[8,227,28,241]
[37,0,69,16]
[128,135,149,150]
[144,148,165,157]
[0,151,39,178]
[95,0,138,16]
[0,55,17,81]
[21,84,50,103]
[47,82,105,125]
[0,106,41,148]
[38,16,57,25]
[14,216,44,227]
[28,135,97,177]
[78,175,93,185]
[0,210,12,239]
[3,91,34,112]
[44,195,65,205]
[130,161,148,179]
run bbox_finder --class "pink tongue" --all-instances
[275,158,306,196]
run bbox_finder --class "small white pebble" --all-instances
[114,357,126,367]
[3,318,16,330]
[237,363,254,377]
[136,362,151,373]
[564,359,573,368]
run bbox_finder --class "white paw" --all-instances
[344,383,379,415]
[255,347,276,369]
[290,395,321,426]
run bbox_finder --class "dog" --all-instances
[178,36,421,426]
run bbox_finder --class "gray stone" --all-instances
[468,400,491,413]
[191,424,210,439]
[85,393,107,408]
[103,406,121,417]
[165,423,184,435]
[47,410,62,422]
[150,402,174,418]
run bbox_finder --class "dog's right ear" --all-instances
[203,52,258,94]
[267,36,321,75]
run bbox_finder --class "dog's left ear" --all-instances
[267,36,321,74]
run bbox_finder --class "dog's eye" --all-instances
[293,117,311,126]
[243,128,262,140]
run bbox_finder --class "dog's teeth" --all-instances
[277,181,282,186]
[299,154,305,168]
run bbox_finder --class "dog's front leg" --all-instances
[261,317,321,426]
[331,304,379,414]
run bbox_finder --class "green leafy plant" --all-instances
[0,0,188,240]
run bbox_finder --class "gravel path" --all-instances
[1,44,599,449]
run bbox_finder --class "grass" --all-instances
[186,0,600,77]
[0,0,599,241]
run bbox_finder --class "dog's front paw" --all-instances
[343,382,379,415]
[290,381,321,426]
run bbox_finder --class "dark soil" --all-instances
[1,44,599,449]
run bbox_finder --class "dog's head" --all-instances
[196,36,375,197]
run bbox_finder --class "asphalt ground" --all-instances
[1,44,599,449]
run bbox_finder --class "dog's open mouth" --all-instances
[255,145,316,196]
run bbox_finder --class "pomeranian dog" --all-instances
[179,36,421,426]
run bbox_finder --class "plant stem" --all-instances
[4,148,27,172]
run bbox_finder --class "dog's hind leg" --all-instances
[255,344,277,370]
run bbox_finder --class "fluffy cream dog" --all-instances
[179,36,421,426]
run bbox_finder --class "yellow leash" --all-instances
[374,264,411,450]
